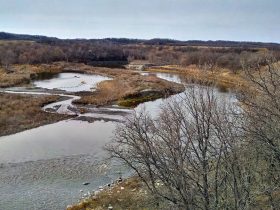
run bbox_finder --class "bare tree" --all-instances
[241,58,280,162]
[0,48,16,71]
[240,58,280,209]
[107,86,250,209]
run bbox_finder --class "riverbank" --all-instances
[1,62,184,107]
[66,66,246,210]
[67,175,280,210]
[75,73,184,107]
[67,64,280,210]
[0,62,184,136]
[148,65,247,92]
[0,93,69,136]
[67,177,161,210]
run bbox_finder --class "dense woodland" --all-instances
[1,32,280,72]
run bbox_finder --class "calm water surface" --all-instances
[33,72,111,92]
[0,72,235,210]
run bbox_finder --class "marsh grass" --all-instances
[0,93,68,136]
[117,93,163,107]
[1,62,184,107]
[75,74,184,107]
[149,65,247,91]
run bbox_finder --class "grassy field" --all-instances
[0,93,68,136]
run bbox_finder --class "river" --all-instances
[0,71,235,210]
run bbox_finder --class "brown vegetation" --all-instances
[1,35,279,209]
[0,93,68,136]
[0,63,64,87]
[0,62,184,107]
[76,73,184,107]
[0,61,126,88]
[67,177,162,210]
[1,36,280,74]
[104,60,280,210]
[0,62,184,137]
[148,65,247,91]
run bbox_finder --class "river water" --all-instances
[0,72,235,210]
[33,72,111,92]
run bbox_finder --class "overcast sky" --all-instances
[0,0,279,42]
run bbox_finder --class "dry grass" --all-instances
[24,63,184,107]
[149,65,248,92]
[67,177,280,210]
[75,73,184,107]
[0,40,35,45]
[67,177,160,210]
[0,93,68,136]
[0,67,30,87]
[0,62,184,136]
[0,62,145,87]
[253,191,280,210]
[0,63,65,87]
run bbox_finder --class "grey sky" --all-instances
[0,0,279,42]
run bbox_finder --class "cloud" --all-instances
[0,0,279,42]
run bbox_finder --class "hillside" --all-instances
[1,32,280,49]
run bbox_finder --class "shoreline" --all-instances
[0,92,70,137]
[147,65,247,92]
[0,62,184,137]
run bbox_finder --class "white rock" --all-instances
[66,205,73,209]
[94,190,100,195]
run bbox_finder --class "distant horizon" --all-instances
[1,0,279,43]
[2,31,280,45]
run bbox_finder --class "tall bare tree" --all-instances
[107,86,250,209]
[240,58,280,209]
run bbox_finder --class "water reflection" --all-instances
[137,72,236,118]
[33,72,111,92]
[31,71,59,80]
[0,120,116,163]
[140,71,184,83]
[0,71,236,210]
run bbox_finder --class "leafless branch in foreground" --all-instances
[107,86,250,209]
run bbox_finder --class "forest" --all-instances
[1,32,280,72]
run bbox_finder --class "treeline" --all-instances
[0,40,127,68]
[1,32,280,49]
[131,45,280,72]
[1,32,280,72]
